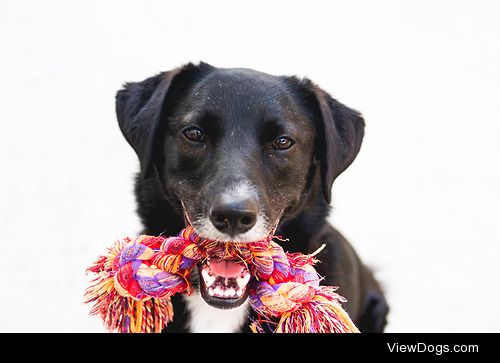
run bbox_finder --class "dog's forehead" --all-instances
[181,68,307,124]
[205,67,283,92]
[194,69,289,107]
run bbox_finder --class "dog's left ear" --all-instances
[285,78,365,204]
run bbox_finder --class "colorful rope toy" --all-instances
[85,226,360,333]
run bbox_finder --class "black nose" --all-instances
[210,197,258,237]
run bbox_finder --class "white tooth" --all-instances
[201,269,210,280]
[226,288,235,297]
[208,287,215,296]
[235,288,242,297]
[214,286,223,296]
[201,269,216,286]
[237,274,251,288]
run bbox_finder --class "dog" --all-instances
[115,62,389,332]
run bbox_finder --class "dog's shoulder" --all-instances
[309,223,363,286]
[306,223,365,317]
[310,223,389,332]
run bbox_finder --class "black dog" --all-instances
[116,62,389,332]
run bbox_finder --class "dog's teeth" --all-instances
[237,274,250,288]
[201,269,210,280]
[208,277,216,286]
[214,286,223,296]
[202,261,250,299]
[201,269,216,286]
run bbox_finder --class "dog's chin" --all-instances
[198,258,252,309]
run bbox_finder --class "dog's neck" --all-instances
[275,171,331,253]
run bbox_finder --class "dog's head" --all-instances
[116,62,364,309]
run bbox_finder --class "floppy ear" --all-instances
[116,62,213,178]
[314,87,365,204]
[285,78,365,204]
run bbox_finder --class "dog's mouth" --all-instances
[198,258,252,309]
[180,200,282,309]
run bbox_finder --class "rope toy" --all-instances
[84,227,360,333]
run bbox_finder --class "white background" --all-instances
[0,0,499,332]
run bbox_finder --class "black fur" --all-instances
[115,62,389,332]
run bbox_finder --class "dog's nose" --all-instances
[210,197,258,237]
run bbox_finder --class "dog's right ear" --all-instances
[116,62,214,178]
[283,76,365,204]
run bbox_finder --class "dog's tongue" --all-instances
[209,259,245,278]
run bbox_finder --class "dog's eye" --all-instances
[272,136,295,150]
[182,127,206,143]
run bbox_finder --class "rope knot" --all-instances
[85,228,359,333]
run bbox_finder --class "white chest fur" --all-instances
[183,291,249,333]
